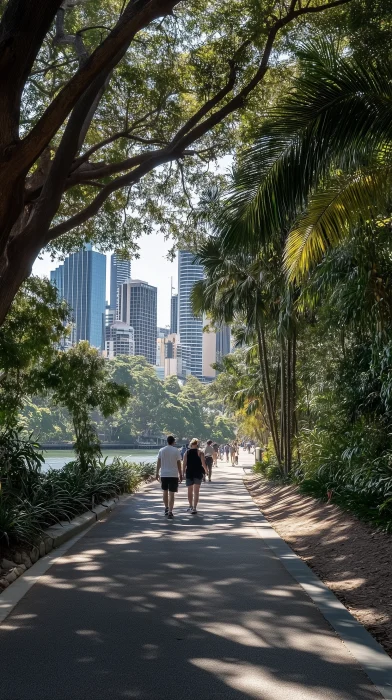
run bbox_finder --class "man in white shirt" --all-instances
[156,435,182,519]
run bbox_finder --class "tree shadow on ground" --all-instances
[0,475,382,700]
[245,475,392,658]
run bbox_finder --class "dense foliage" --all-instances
[193,28,392,530]
[0,0,359,327]
[21,356,236,445]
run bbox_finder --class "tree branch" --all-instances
[45,0,354,242]
[0,0,64,146]
[54,7,89,66]
[167,0,354,153]
[16,0,181,172]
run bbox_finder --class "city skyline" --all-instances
[49,244,230,377]
[33,233,177,327]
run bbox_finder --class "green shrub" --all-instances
[0,458,156,548]
[0,426,44,494]
[297,425,392,531]
[253,458,285,481]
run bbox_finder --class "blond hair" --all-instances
[189,438,199,446]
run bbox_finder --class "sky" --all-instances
[32,232,178,327]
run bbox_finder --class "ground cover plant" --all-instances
[0,433,155,548]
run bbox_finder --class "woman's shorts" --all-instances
[186,477,202,486]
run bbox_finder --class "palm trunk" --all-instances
[291,327,298,464]
[256,324,281,465]
[286,335,292,474]
[280,338,286,472]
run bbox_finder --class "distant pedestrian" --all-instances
[219,444,224,460]
[212,442,219,468]
[156,435,182,519]
[183,438,207,514]
[224,443,230,462]
[230,443,236,465]
[181,442,189,460]
[204,439,214,482]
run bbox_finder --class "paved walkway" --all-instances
[0,457,381,700]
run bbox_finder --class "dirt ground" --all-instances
[244,475,392,658]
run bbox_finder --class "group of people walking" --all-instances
[155,435,236,519]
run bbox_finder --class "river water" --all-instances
[42,449,158,471]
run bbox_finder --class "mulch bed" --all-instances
[244,475,392,658]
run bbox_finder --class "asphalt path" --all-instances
[0,460,381,700]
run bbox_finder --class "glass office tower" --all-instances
[118,279,157,364]
[50,244,106,349]
[178,250,204,380]
[110,253,131,312]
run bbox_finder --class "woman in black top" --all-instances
[182,438,207,514]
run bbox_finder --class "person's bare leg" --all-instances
[193,484,201,510]
[168,491,175,512]
[163,490,169,509]
[187,485,193,508]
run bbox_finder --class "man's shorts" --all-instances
[205,456,213,467]
[161,477,179,492]
[186,476,202,486]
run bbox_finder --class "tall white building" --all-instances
[178,250,204,380]
[105,322,135,359]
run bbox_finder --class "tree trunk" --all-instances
[291,327,298,464]
[279,338,286,472]
[256,324,281,465]
[286,335,292,474]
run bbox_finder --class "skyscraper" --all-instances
[50,244,106,349]
[216,324,231,362]
[118,279,157,364]
[202,322,231,380]
[178,250,204,380]
[170,293,178,334]
[110,253,131,311]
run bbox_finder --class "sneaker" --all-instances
[187,506,192,512]
[191,508,197,514]
[164,507,169,516]
[208,478,211,482]
[167,511,174,519]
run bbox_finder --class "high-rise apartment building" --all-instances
[170,293,178,334]
[202,323,231,380]
[110,253,131,311]
[105,322,135,359]
[118,279,157,364]
[164,333,191,380]
[50,244,106,349]
[178,250,204,380]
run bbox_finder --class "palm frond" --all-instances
[285,169,392,281]
[218,41,392,253]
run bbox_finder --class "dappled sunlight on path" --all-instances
[0,462,380,699]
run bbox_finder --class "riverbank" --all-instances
[42,449,158,471]
[244,474,392,658]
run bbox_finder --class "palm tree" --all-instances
[192,238,297,473]
[218,40,392,281]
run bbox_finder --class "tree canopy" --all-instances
[0,0,358,326]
